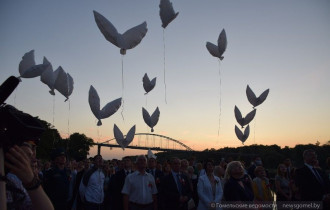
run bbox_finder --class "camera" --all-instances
[0,76,45,151]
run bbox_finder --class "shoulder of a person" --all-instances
[198,174,207,180]
[214,175,221,181]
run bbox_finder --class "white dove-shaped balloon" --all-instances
[19,50,49,79]
[235,125,250,144]
[93,10,148,55]
[142,107,160,132]
[206,29,227,60]
[53,67,74,102]
[159,0,179,28]
[40,57,60,95]
[234,106,256,128]
[143,73,157,94]
[246,85,270,109]
[147,148,157,159]
[113,124,136,150]
[88,85,122,126]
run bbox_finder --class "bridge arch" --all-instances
[99,133,194,152]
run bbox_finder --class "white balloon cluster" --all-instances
[234,85,269,144]
[89,0,180,149]
[18,50,74,102]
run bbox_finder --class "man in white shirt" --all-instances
[80,154,105,210]
[122,155,157,210]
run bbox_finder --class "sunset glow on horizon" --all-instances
[1,0,329,160]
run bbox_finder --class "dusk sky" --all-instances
[1,0,329,159]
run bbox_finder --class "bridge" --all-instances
[95,133,194,155]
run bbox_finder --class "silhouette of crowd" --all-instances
[4,143,330,210]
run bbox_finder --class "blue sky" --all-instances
[1,0,330,159]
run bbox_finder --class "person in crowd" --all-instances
[188,157,196,169]
[79,154,105,210]
[180,159,189,175]
[275,164,291,201]
[283,158,293,180]
[247,157,263,180]
[294,149,330,202]
[160,157,192,210]
[70,160,85,210]
[187,166,198,208]
[109,156,133,210]
[214,165,225,188]
[327,157,330,181]
[43,148,70,210]
[219,158,227,171]
[122,155,158,210]
[103,164,115,210]
[197,159,223,210]
[251,166,273,202]
[5,143,54,210]
[195,162,205,177]
[162,162,171,176]
[147,157,164,190]
[156,162,162,172]
[223,161,254,202]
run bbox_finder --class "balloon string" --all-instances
[97,126,100,143]
[121,55,125,121]
[163,29,167,104]
[52,95,56,145]
[52,95,55,127]
[254,116,256,144]
[218,60,222,136]
[67,99,71,139]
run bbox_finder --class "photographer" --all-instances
[4,144,54,210]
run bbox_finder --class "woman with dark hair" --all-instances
[197,159,223,210]
[275,164,291,201]
[251,166,273,201]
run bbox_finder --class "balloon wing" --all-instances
[258,89,270,106]
[114,124,136,150]
[142,107,152,127]
[40,57,59,95]
[246,85,270,108]
[88,85,101,125]
[143,73,156,94]
[234,106,256,128]
[244,109,256,126]
[93,11,120,48]
[246,85,257,106]
[121,22,148,53]
[206,42,221,58]
[147,148,157,159]
[150,107,160,131]
[235,125,250,144]
[54,67,74,102]
[217,29,227,60]
[114,124,124,148]
[159,0,179,28]
[99,98,122,119]
[234,106,243,126]
[19,50,48,78]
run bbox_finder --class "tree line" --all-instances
[34,117,329,171]
[35,118,94,161]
